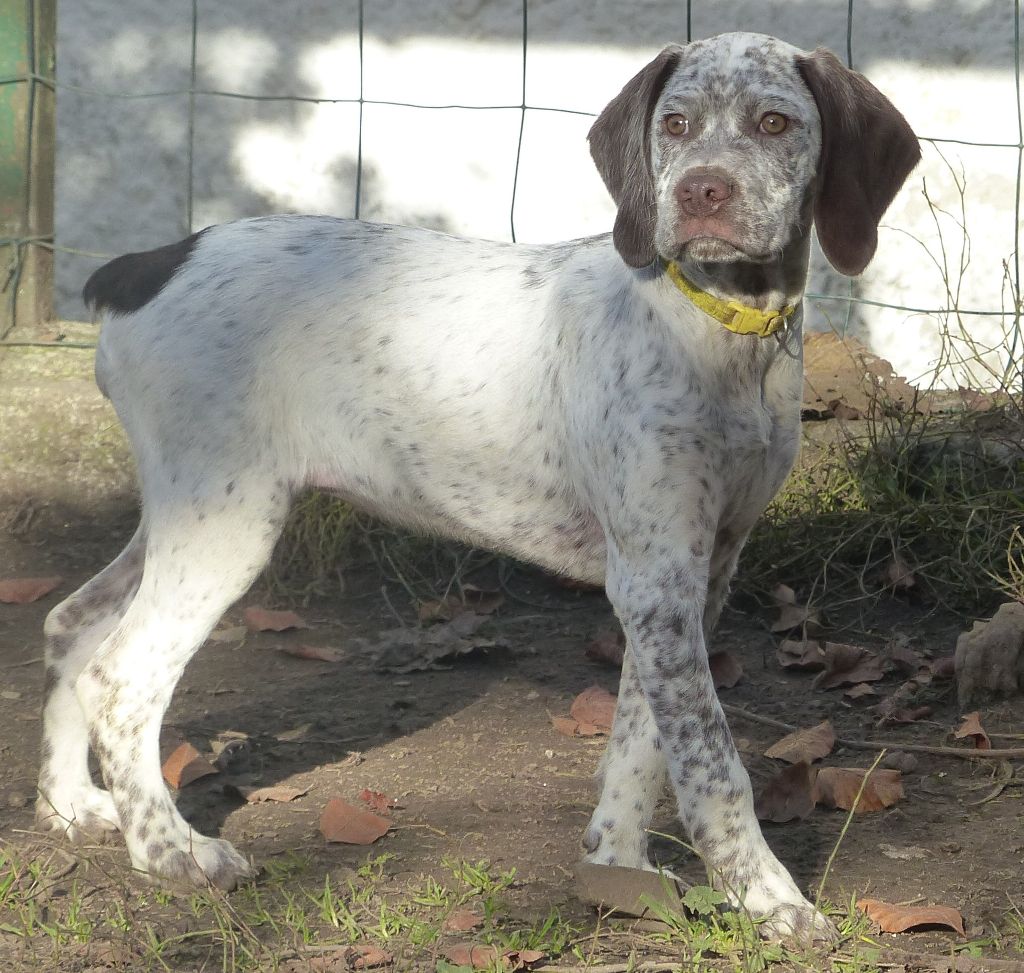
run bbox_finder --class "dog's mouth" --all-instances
[675,233,778,266]
[673,219,762,263]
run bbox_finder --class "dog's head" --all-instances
[588,32,920,277]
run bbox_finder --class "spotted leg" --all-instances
[36,527,145,841]
[599,526,835,943]
[73,478,289,889]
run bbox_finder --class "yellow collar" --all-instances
[664,261,796,338]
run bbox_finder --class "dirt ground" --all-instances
[1,338,1022,971]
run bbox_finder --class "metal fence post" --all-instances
[0,0,55,338]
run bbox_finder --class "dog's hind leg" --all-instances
[74,473,291,889]
[36,526,146,841]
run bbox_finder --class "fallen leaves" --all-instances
[320,798,392,845]
[756,730,905,820]
[0,576,62,604]
[358,788,401,814]
[278,643,345,663]
[161,742,219,789]
[954,711,991,751]
[812,643,885,690]
[764,720,835,763]
[243,606,309,632]
[776,639,826,671]
[230,784,308,804]
[280,944,393,973]
[442,944,545,971]
[857,898,965,936]
[442,909,484,932]
[371,612,503,673]
[552,686,615,737]
[754,761,818,823]
[814,767,904,814]
[769,584,823,637]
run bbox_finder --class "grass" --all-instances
[3,838,1022,973]
[0,845,586,972]
[741,394,1024,613]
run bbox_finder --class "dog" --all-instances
[36,31,919,941]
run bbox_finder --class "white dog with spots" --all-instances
[37,32,918,942]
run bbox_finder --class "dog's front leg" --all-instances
[589,531,835,942]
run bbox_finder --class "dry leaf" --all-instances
[343,944,393,969]
[278,643,344,663]
[709,650,743,689]
[814,767,904,813]
[844,683,877,700]
[754,761,818,823]
[772,583,797,606]
[162,742,219,789]
[776,639,826,671]
[585,628,625,668]
[553,687,617,737]
[0,576,62,604]
[770,602,823,637]
[931,655,956,679]
[551,715,589,738]
[442,909,484,932]
[242,606,309,632]
[802,332,921,419]
[443,945,501,969]
[857,898,965,936]
[813,643,884,690]
[358,788,401,814]
[208,625,247,644]
[320,798,391,844]
[231,784,308,804]
[569,686,616,733]
[764,720,835,764]
[371,612,501,673]
[880,705,932,724]
[886,638,923,674]
[505,949,546,971]
[275,723,312,742]
[954,711,991,750]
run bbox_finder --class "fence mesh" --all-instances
[1,0,1021,363]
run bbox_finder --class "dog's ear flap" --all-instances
[589,45,683,268]
[797,49,921,277]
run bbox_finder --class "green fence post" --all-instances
[0,0,55,339]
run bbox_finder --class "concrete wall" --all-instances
[56,0,1021,385]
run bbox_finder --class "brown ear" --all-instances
[797,49,921,277]
[588,46,683,268]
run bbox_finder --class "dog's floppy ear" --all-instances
[797,49,921,277]
[588,45,683,268]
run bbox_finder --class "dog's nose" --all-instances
[676,168,733,217]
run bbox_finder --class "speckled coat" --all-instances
[36,31,919,942]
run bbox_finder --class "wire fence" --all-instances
[1,0,1021,362]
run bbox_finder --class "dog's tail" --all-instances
[82,230,206,319]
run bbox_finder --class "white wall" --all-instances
[56,0,1021,386]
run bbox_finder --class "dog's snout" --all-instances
[676,168,733,217]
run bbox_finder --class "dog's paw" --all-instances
[756,898,838,946]
[35,786,122,843]
[133,831,254,892]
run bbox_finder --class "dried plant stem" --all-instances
[722,703,1024,761]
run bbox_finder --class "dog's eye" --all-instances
[663,114,689,137]
[759,112,788,135]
